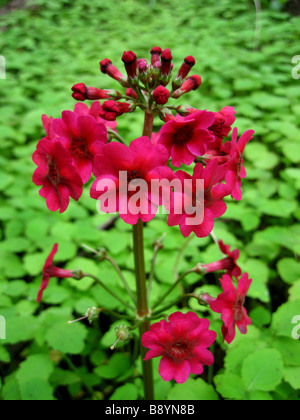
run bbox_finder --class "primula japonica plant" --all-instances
[32,47,255,400]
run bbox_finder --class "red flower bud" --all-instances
[125,88,139,100]
[172,75,201,98]
[100,59,127,84]
[150,46,162,65]
[161,48,173,76]
[122,51,138,79]
[153,85,170,105]
[72,84,115,101]
[99,100,136,121]
[138,58,148,73]
[176,55,196,80]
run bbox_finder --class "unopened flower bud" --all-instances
[177,56,196,80]
[159,107,175,123]
[72,84,122,101]
[150,46,162,65]
[122,51,138,80]
[176,104,198,116]
[100,58,128,86]
[153,85,170,105]
[172,75,201,98]
[125,88,139,100]
[138,58,148,73]
[161,49,173,77]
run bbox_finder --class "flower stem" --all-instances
[133,219,154,400]
[83,274,135,312]
[105,255,137,305]
[152,269,196,310]
[132,110,155,401]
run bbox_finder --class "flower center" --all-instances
[127,169,142,182]
[48,161,60,184]
[167,341,191,362]
[70,137,91,160]
[174,126,193,146]
[234,296,245,322]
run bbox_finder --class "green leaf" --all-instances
[94,353,131,380]
[272,300,300,337]
[109,383,139,400]
[167,378,219,401]
[242,349,284,392]
[16,354,55,401]
[214,373,247,400]
[277,258,300,285]
[283,367,300,390]
[45,321,88,354]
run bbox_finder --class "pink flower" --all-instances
[37,244,74,303]
[32,139,83,213]
[41,115,57,141]
[73,101,118,131]
[52,110,108,183]
[168,160,232,238]
[209,106,236,139]
[142,312,216,384]
[157,110,215,167]
[209,273,252,344]
[222,127,255,201]
[201,240,242,278]
[90,136,176,225]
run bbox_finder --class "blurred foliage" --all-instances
[0,0,299,401]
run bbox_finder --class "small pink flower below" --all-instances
[142,312,217,384]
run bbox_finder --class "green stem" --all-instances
[152,269,196,311]
[147,233,166,300]
[105,256,137,305]
[173,233,195,278]
[84,274,135,312]
[132,110,155,401]
[133,219,154,400]
[107,128,126,145]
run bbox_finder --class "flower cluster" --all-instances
[33,47,254,238]
[33,46,254,387]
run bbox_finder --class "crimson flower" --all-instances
[168,159,231,238]
[142,312,217,384]
[73,101,117,131]
[90,136,176,225]
[157,110,215,167]
[209,273,252,344]
[209,106,236,139]
[222,127,255,201]
[201,240,242,278]
[52,110,108,183]
[32,139,83,213]
[37,244,74,303]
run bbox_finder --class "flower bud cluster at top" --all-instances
[71,47,200,122]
